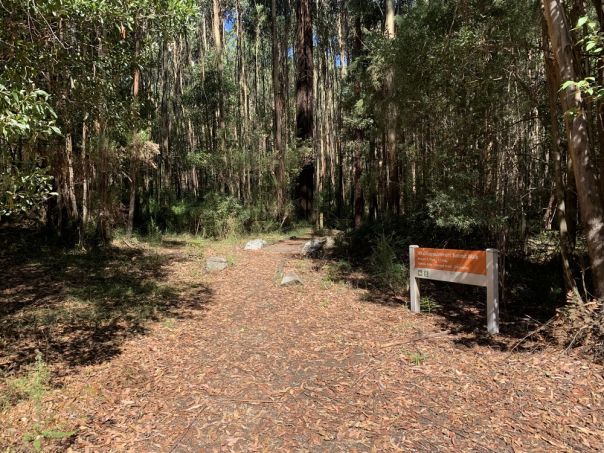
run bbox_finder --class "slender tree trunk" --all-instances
[127,29,141,237]
[81,121,88,226]
[353,14,364,229]
[272,0,286,217]
[543,0,604,299]
[127,167,137,236]
[213,0,227,190]
[65,133,79,224]
[384,0,400,215]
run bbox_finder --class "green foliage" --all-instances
[187,194,245,238]
[427,190,482,235]
[320,299,332,308]
[0,83,60,141]
[0,81,60,222]
[4,351,49,409]
[368,233,409,293]
[322,260,352,288]
[408,351,427,366]
[0,167,56,220]
[420,295,441,314]
[24,428,76,452]
[1,351,74,451]
[145,193,289,238]
[146,195,245,238]
[562,16,604,100]
[185,150,214,170]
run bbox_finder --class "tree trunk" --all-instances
[272,0,286,218]
[213,0,227,187]
[65,133,79,224]
[127,167,137,236]
[542,0,604,299]
[337,2,348,78]
[81,121,88,226]
[384,0,400,215]
[296,0,313,140]
[353,14,364,229]
[543,24,581,298]
[127,29,141,237]
[591,0,604,199]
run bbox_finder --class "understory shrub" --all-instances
[368,233,409,293]
[143,194,285,239]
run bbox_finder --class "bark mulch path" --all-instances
[2,238,604,452]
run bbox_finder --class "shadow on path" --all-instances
[0,235,212,375]
[313,246,565,352]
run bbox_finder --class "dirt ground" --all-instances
[1,236,603,452]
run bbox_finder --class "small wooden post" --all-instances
[409,245,420,313]
[486,248,499,334]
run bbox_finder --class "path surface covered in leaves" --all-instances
[3,237,604,452]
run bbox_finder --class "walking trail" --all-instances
[4,237,604,452]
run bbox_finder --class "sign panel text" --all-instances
[414,248,486,275]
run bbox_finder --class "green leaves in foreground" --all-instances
[0,167,56,220]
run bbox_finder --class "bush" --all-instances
[143,194,286,239]
[368,233,409,293]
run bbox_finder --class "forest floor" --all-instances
[1,232,604,452]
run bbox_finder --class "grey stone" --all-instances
[281,272,303,286]
[324,236,337,250]
[301,238,326,256]
[244,239,267,250]
[206,256,228,272]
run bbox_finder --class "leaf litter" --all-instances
[1,237,603,452]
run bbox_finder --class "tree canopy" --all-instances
[2,0,604,306]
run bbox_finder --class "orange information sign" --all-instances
[414,248,486,275]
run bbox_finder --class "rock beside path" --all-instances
[206,256,228,272]
[301,235,339,257]
[280,271,303,286]
[244,239,267,250]
[301,238,325,256]
[324,236,337,250]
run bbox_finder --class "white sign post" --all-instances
[409,245,499,334]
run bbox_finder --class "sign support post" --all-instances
[409,245,420,313]
[486,248,499,334]
[409,245,499,334]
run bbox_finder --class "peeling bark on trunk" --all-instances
[592,0,604,199]
[543,0,604,299]
[544,25,581,298]
[296,0,313,140]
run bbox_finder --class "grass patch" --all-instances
[408,351,427,366]
[420,296,441,313]
[1,352,76,451]
[320,299,332,308]
[2,352,49,409]
[161,318,177,330]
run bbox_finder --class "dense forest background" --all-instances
[2,0,604,314]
